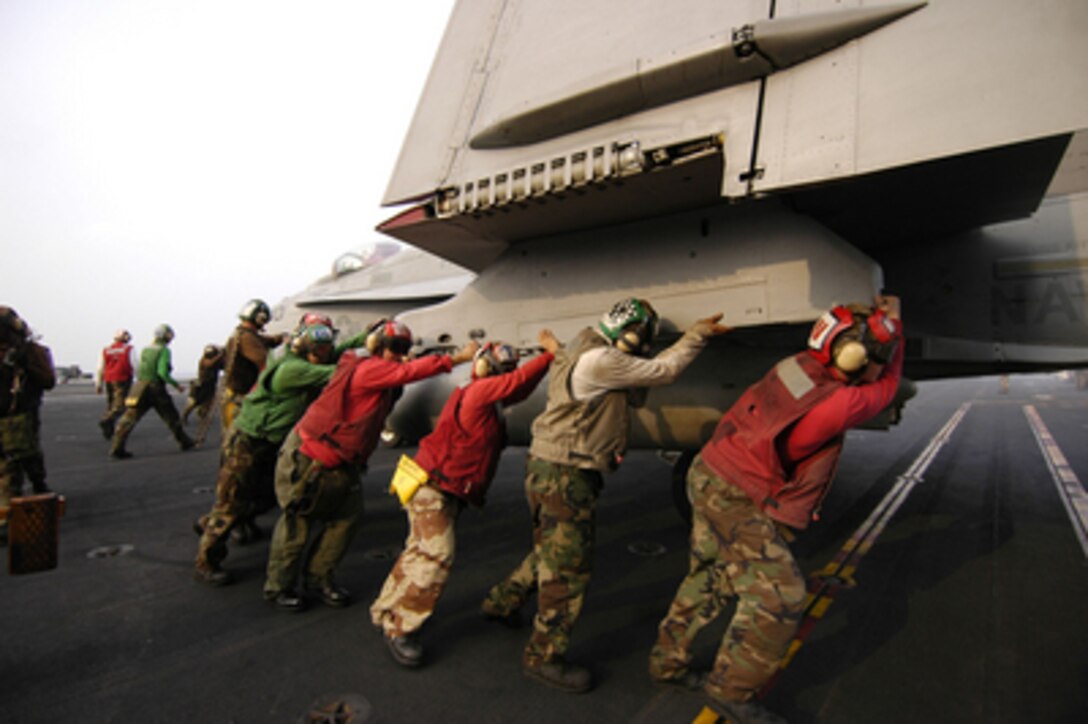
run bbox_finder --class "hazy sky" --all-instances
[1,0,454,376]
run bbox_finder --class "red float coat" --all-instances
[699,328,903,529]
[101,342,134,383]
[416,352,553,506]
[297,351,453,468]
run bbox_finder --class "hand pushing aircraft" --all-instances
[318,2,1088,473]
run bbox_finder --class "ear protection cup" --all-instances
[472,342,519,379]
[810,304,896,373]
[833,338,869,373]
[616,330,643,354]
[473,356,493,379]
[365,318,391,355]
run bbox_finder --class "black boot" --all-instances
[384,632,423,668]
[522,657,592,693]
[193,564,233,586]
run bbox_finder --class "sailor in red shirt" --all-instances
[649,296,904,724]
[262,320,478,613]
[370,331,558,668]
[96,329,134,440]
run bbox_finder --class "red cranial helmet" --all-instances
[808,304,897,374]
[472,342,519,379]
[366,319,413,356]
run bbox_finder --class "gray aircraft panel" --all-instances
[382,0,501,206]
[386,0,1088,215]
[268,243,474,338]
[757,0,1088,195]
[383,0,768,207]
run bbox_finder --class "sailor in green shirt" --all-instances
[109,324,194,459]
[194,323,367,586]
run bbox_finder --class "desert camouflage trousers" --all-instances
[481,457,602,666]
[649,454,806,703]
[263,430,362,597]
[195,428,278,570]
[370,484,463,636]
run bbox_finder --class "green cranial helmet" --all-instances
[598,298,659,356]
[290,324,336,360]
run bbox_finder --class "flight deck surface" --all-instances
[3,374,1086,723]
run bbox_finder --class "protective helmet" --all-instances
[296,312,336,334]
[202,344,221,358]
[472,342,519,379]
[598,298,659,356]
[807,304,897,374]
[114,329,131,343]
[0,306,28,339]
[290,324,336,360]
[239,299,271,326]
[153,324,175,343]
[366,319,413,356]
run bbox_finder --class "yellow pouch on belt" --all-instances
[124,380,149,408]
[389,454,428,505]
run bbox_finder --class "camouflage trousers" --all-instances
[195,428,279,571]
[0,454,48,504]
[110,381,192,454]
[0,412,48,535]
[481,457,602,666]
[648,454,806,703]
[263,430,362,597]
[100,380,131,428]
[219,391,243,438]
[183,379,217,423]
[370,484,463,636]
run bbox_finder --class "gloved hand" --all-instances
[689,313,731,339]
[538,329,561,354]
[450,340,481,365]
